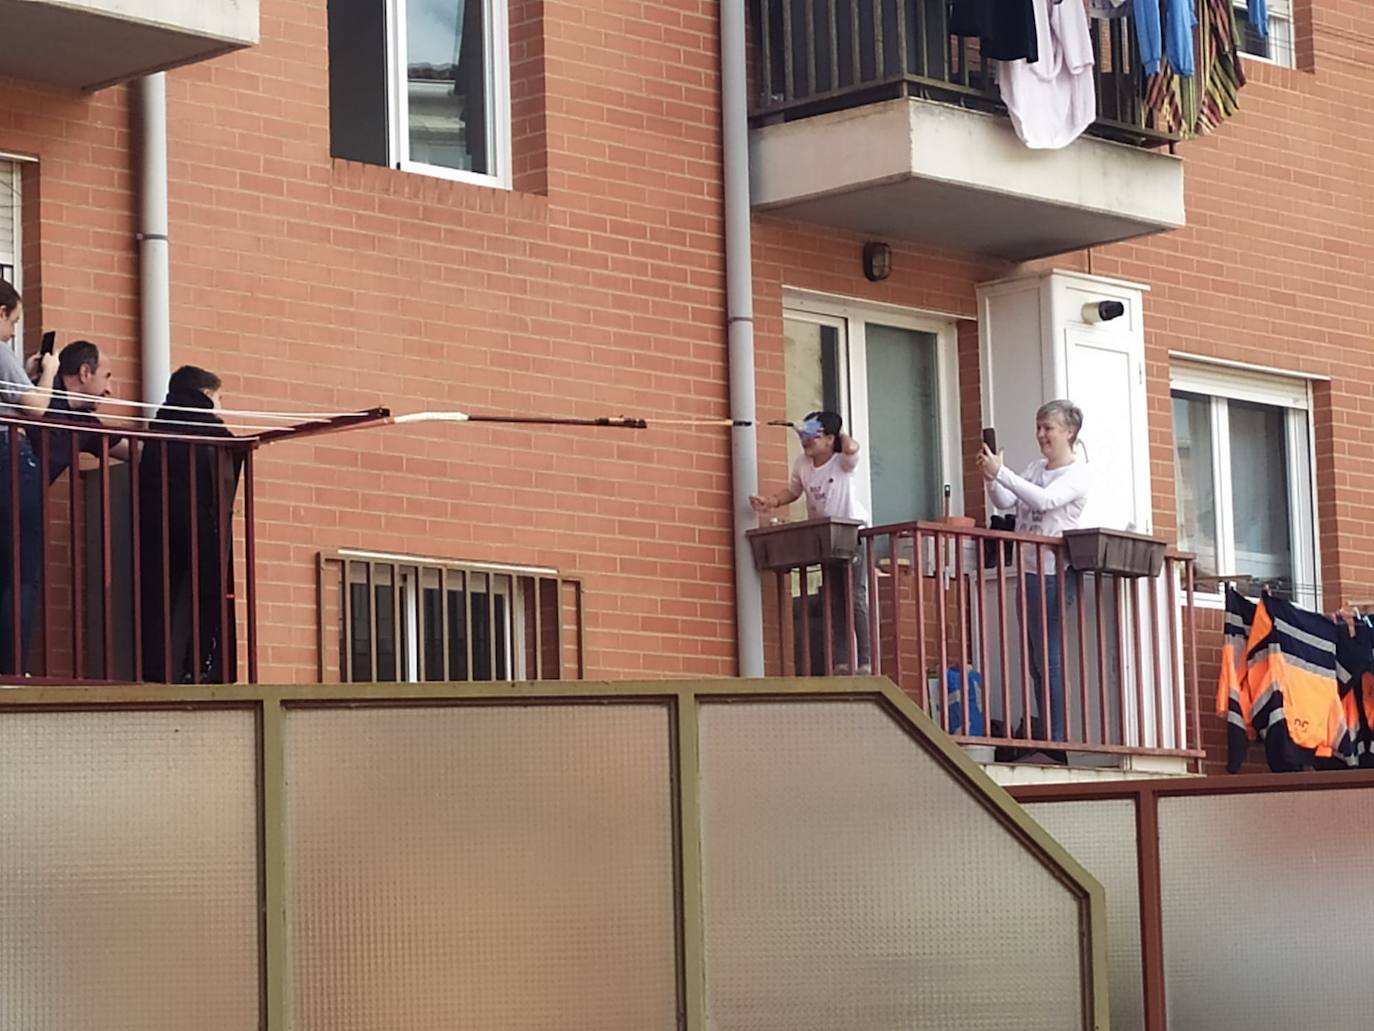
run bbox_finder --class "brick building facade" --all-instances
[0,1,1367,769]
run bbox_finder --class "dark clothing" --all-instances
[36,395,112,484]
[949,0,1039,62]
[0,435,42,674]
[794,544,872,675]
[138,389,241,683]
[1024,572,1067,743]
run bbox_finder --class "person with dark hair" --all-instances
[751,410,871,674]
[0,279,58,673]
[34,340,129,485]
[138,365,240,683]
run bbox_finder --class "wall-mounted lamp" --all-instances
[1082,300,1126,324]
[863,241,892,282]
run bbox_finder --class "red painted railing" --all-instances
[0,411,256,685]
[763,520,1202,765]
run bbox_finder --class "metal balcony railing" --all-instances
[0,411,257,685]
[761,519,1202,765]
[751,0,1176,145]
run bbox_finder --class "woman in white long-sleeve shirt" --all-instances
[977,399,1089,747]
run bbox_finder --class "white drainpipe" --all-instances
[720,0,765,677]
[135,73,171,406]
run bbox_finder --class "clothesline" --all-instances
[0,379,746,440]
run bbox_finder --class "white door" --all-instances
[1063,326,1152,534]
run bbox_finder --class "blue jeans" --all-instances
[1024,573,1066,743]
[0,436,41,674]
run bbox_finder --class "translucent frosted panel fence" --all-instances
[1159,789,1374,1030]
[1024,799,1143,1031]
[698,700,1088,1031]
[285,704,679,1031]
[0,709,260,1031]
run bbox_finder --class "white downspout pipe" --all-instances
[720,0,765,677]
[136,73,171,406]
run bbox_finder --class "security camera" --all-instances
[1082,300,1126,325]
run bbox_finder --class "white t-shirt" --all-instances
[988,458,1090,574]
[789,451,869,524]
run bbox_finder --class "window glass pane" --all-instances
[1228,399,1294,596]
[865,323,941,524]
[447,586,469,680]
[423,585,445,680]
[326,0,390,165]
[782,317,842,520]
[348,582,372,682]
[375,582,399,680]
[407,0,490,174]
[1233,4,1295,66]
[1171,392,1218,584]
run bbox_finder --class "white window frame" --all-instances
[782,289,964,524]
[1169,359,1319,610]
[0,155,25,356]
[397,565,523,682]
[386,0,512,189]
[1233,0,1295,69]
[342,551,542,683]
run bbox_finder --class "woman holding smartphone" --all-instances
[976,400,1089,750]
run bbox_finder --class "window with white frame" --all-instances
[782,296,961,530]
[1233,0,1295,68]
[0,159,19,328]
[1170,361,1317,607]
[329,553,575,683]
[326,0,511,187]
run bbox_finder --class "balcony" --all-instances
[756,519,1202,775]
[0,407,592,688]
[0,0,258,91]
[749,1,1186,260]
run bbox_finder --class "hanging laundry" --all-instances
[1134,0,1164,75]
[998,0,1098,149]
[1194,0,1246,134]
[1164,0,1198,77]
[1086,0,1129,17]
[949,0,1039,63]
[1144,0,1246,138]
[1335,617,1374,768]
[1134,0,1196,77]
[1216,587,1256,773]
[1235,595,1355,773]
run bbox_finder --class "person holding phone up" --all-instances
[976,400,1089,747]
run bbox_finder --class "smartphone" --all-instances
[39,331,55,356]
[981,427,997,454]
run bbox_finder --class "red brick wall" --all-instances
[1086,47,1374,611]
[0,0,737,681]
[2,0,1372,742]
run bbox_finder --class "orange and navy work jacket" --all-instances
[1217,590,1355,773]
[1336,622,1374,768]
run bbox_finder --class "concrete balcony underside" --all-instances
[0,0,258,91]
[750,97,1186,262]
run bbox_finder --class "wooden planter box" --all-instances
[746,517,862,572]
[1061,527,1167,579]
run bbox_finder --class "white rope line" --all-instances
[0,378,374,422]
[390,411,469,425]
[0,380,744,439]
